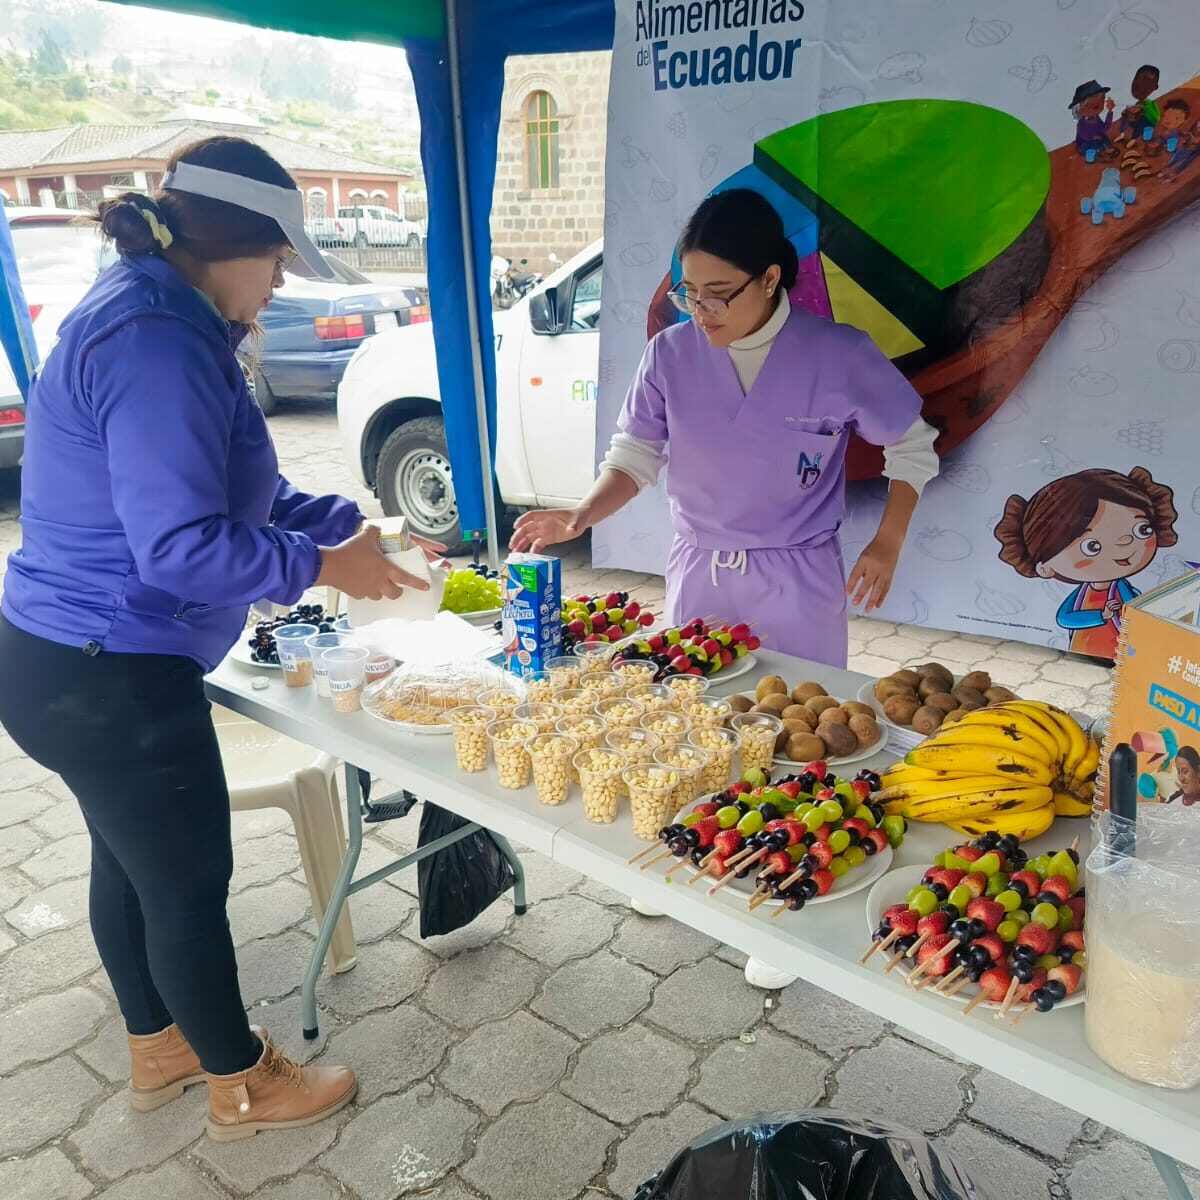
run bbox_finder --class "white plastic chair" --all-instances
[212,704,357,974]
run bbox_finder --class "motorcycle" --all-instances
[491,255,514,309]
[505,257,543,303]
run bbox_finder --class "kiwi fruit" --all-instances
[806,694,840,718]
[816,721,858,758]
[912,705,946,735]
[958,697,985,712]
[848,713,880,748]
[985,686,1018,704]
[843,701,875,718]
[918,675,951,700]
[787,732,826,762]
[953,685,988,709]
[892,669,922,689]
[960,671,993,693]
[874,678,911,703]
[775,727,790,753]
[917,663,955,690]
[755,694,793,716]
[781,705,815,728]
[791,681,828,704]
[728,694,755,714]
[819,705,849,725]
[883,693,922,725]
[925,691,958,714]
[783,718,815,739]
[755,675,789,702]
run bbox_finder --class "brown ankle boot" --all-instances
[129,1023,269,1113]
[205,1032,356,1141]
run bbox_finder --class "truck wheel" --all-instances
[252,370,278,417]
[354,232,368,249]
[377,416,464,549]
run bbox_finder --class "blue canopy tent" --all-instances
[0,0,616,565]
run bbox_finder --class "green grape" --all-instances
[881,815,907,848]
[737,811,764,837]
[907,885,926,905]
[1010,909,1031,929]
[996,919,1020,943]
[794,802,815,818]
[933,851,948,869]
[948,884,973,911]
[944,852,969,871]
[856,806,877,829]
[1036,954,1062,972]
[681,812,702,827]
[910,888,939,917]
[1057,905,1076,933]
[996,890,1023,913]
[1032,902,1060,930]
[975,852,1002,877]
[829,856,850,878]
[819,800,843,824]
[828,829,851,855]
[986,872,1010,897]
[804,809,826,833]
[844,845,867,868]
[1072,950,1087,969]
[716,806,741,829]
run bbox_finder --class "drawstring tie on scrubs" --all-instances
[710,549,748,588]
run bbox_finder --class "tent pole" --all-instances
[445,0,501,571]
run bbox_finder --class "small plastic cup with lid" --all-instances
[306,631,352,698]
[574,747,628,824]
[612,660,658,691]
[629,683,673,714]
[625,765,682,841]
[595,696,646,731]
[528,733,578,806]
[639,710,692,747]
[450,705,497,772]
[324,645,370,713]
[488,720,538,789]
[684,694,733,729]
[688,726,739,794]
[731,712,783,773]
[546,656,584,692]
[513,701,563,735]
[274,623,319,689]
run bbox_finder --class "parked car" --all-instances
[247,252,428,416]
[308,204,425,249]
[0,206,110,469]
[338,241,601,547]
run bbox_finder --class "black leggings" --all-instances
[0,617,260,1075]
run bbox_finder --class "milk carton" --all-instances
[502,553,562,676]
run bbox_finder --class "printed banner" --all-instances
[597,0,1200,653]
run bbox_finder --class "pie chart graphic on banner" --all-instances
[648,94,1200,481]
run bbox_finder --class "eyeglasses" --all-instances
[667,277,755,317]
[274,248,298,273]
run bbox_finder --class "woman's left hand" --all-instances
[847,536,901,613]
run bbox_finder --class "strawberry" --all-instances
[780,820,806,846]
[966,898,1005,931]
[707,855,727,878]
[979,966,1013,1001]
[778,781,804,800]
[864,829,890,855]
[816,787,837,803]
[1066,897,1087,928]
[727,781,752,796]
[713,830,742,858]
[692,817,720,848]
[1048,963,1083,996]
[850,778,873,802]
[1009,869,1042,897]
[1061,930,1086,953]
[916,933,955,976]
[961,871,989,899]
[747,635,762,651]
[764,850,793,876]
[917,911,951,937]
[883,903,911,922]
[891,910,921,936]
[808,841,835,869]
[764,819,788,832]
[812,868,835,896]
[956,845,984,863]
[1017,923,1059,955]
[691,801,721,818]
[842,817,870,841]
[1038,875,1073,905]
[1017,968,1048,1002]
[927,868,966,891]
[973,933,1005,964]
[804,760,829,780]
[810,824,833,843]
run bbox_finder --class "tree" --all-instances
[33,30,67,77]
[205,87,220,103]
[112,54,133,77]
[63,74,86,101]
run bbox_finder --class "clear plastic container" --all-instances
[450,705,497,772]
[664,674,710,705]
[528,733,578,806]
[306,632,352,698]
[732,712,783,772]
[547,656,584,692]
[604,728,661,797]
[612,660,658,691]
[684,694,733,729]
[595,696,646,731]
[580,670,625,700]
[557,714,607,782]
[689,726,739,794]
[572,641,617,673]
[487,720,537,790]
[480,687,525,715]
[639,710,692,747]
[654,743,710,809]
[553,688,595,716]
[629,683,673,714]
[524,670,555,704]
[574,747,627,824]
[512,701,563,735]
[274,623,319,689]
[364,652,396,685]
[324,645,369,713]
[625,765,682,841]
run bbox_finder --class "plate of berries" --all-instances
[231,604,341,670]
[863,833,1086,1018]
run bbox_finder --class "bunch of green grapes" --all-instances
[441,567,503,615]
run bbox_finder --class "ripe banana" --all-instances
[946,802,1056,841]
[958,706,1061,761]
[922,723,1054,762]
[1068,736,1101,793]
[1053,790,1093,818]
[877,774,1045,805]
[905,742,1054,787]
[997,701,1072,763]
[905,785,1053,822]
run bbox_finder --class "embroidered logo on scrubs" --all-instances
[797,451,823,489]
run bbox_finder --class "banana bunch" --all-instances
[878,700,1098,839]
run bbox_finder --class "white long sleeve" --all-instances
[602,431,667,491]
[883,418,939,494]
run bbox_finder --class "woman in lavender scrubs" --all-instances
[513,189,938,669]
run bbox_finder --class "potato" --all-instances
[925,691,959,714]
[806,694,840,718]
[781,705,815,728]
[755,675,789,701]
[848,713,880,748]
[819,705,849,725]
[985,686,1018,704]
[755,694,793,716]
[787,732,826,763]
[843,701,875,718]
[953,685,988,709]
[960,671,993,694]
[816,721,858,758]
[892,669,922,690]
[883,693,922,725]
[791,681,828,704]
[912,705,946,735]
[874,678,911,703]
[728,694,755,714]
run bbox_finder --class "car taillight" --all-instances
[314,316,367,341]
[410,306,431,324]
[0,408,24,426]
[28,305,42,322]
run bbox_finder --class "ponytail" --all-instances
[678,188,797,288]
[92,193,174,257]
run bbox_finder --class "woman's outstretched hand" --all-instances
[510,509,586,554]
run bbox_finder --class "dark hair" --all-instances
[1135,64,1160,78]
[1164,98,1192,117]
[677,188,799,290]
[93,136,295,262]
[994,466,1178,579]
[1178,746,1200,773]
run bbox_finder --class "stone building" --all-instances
[491,52,611,272]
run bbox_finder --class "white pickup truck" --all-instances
[338,241,601,546]
[309,203,426,250]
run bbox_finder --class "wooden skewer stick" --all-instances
[884,947,910,974]
[707,848,767,895]
[771,901,792,920]
[639,847,678,871]
[1011,1001,1040,1027]
[994,977,1022,1019]
[908,939,961,984]
[628,842,666,865]
[905,930,934,959]
[688,855,725,885]
[748,890,775,913]
[861,928,901,965]
[962,990,989,1017]
[913,972,941,992]
[944,975,973,999]
[934,965,967,994]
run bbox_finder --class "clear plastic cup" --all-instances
[625,765,682,841]
[580,670,625,701]
[572,641,616,673]
[612,660,658,691]
[324,645,370,712]
[732,712,783,772]
[365,652,396,685]
[574,747,627,824]
[513,701,563,735]
[306,632,352,698]
[451,705,497,772]
[481,687,524,716]
[524,671,555,704]
[557,714,606,781]
[629,683,673,714]
[605,728,661,797]
[655,743,710,809]
[684,694,733,728]
[595,696,646,731]
[639,710,692,747]
[553,688,595,716]
[274,623,319,689]
[333,615,353,635]
[664,674,710,705]
[488,720,537,789]
[689,726,739,794]
[547,656,584,692]
[528,734,578,806]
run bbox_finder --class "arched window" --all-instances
[524,90,560,189]
[307,187,327,220]
[370,188,388,201]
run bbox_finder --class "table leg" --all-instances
[488,831,527,915]
[1149,1149,1195,1200]
[301,762,364,1039]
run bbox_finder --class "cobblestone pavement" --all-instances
[0,404,1191,1200]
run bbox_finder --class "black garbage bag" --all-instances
[634,1110,1001,1200]
[416,803,515,938]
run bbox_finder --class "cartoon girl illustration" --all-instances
[1168,746,1200,807]
[994,466,1178,660]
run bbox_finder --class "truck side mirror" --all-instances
[529,288,562,336]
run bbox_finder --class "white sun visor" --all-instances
[160,161,334,279]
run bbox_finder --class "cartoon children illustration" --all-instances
[1070,79,1117,161]
[1116,64,1161,144]
[994,466,1178,661]
[1153,98,1193,153]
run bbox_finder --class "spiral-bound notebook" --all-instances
[1097,570,1200,813]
